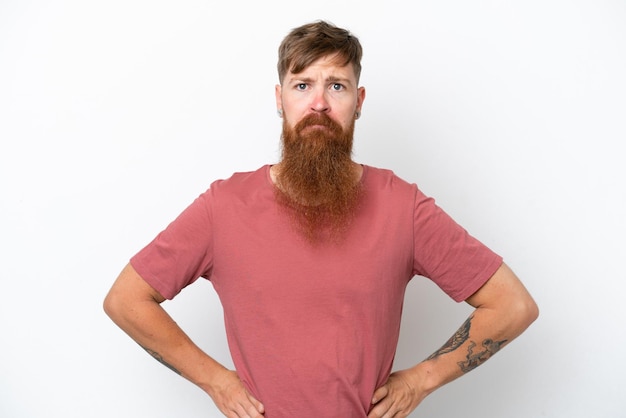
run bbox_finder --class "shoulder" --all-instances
[209,165,270,195]
[361,165,441,216]
[362,164,417,194]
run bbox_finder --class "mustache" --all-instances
[295,113,342,134]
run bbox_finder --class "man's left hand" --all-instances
[367,369,424,418]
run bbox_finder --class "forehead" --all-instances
[287,55,357,81]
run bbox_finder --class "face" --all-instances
[275,54,366,131]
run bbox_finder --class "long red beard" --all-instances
[275,113,362,243]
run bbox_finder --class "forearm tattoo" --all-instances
[141,345,181,375]
[426,314,508,374]
[457,337,507,373]
[426,315,473,361]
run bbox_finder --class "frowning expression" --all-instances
[275,54,366,133]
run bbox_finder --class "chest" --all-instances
[209,200,414,320]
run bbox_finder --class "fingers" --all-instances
[245,391,265,416]
[368,383,395,418]
[367,371,422,418]
[369,398,409,418]
[210,370,265,417]
[223,395,264,418]
[225,399,264,418]
[371,385,389,405]
[368,393,395,418]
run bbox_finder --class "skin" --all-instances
[104,55,539,417]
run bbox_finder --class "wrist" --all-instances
[407,361,446,396]
[194,360,231,397]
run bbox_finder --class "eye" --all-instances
[331,83,344,91]
[296,83,307,91]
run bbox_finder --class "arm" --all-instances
[368,262,539,418]
[103,263,265,418]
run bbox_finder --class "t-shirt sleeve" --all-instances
[130,190,214,300]
[411,187,503,302]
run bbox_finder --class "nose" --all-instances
[310,88,330,113]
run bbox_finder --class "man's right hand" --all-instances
[104,264,264,417]
[207,369,265,417]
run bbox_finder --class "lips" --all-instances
[302,124,328,131]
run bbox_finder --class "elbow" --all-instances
[103,287,125,324]
[102,291,114,317]
[527,297,540,325]
[103,291,116,320]
[514,294,539,332]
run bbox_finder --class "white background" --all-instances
[1,1,625,417]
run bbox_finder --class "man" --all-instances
[104,20,538,418]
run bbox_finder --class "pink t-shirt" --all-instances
[131,165,502,417]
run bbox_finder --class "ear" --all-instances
[275,84,283,112]
[356,86,366,114]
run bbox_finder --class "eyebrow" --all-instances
[288,75,354,86]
